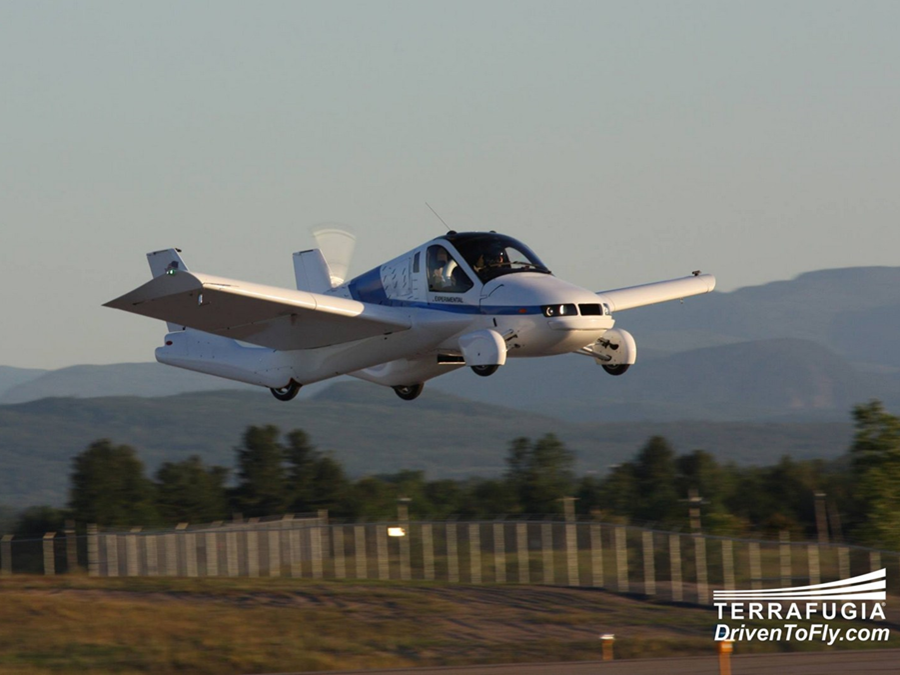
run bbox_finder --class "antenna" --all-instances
[425,202,451,231]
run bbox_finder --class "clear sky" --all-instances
[2,1,898,369]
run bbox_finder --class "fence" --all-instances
[3,517,899,603]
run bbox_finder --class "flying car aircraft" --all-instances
[105,231,715,401]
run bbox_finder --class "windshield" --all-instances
[443,233,550,283]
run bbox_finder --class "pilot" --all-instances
[475,245,509,273]
[430,248,451,291]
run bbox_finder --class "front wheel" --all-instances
[393,384,424,401]
[270,380,302,401]
[602,364,630,377]
[471,365,499,377]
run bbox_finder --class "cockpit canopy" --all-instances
[441,232,550,283]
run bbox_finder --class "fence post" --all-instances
[808,544,820,585]
[225,532,239,577]
[870,550,881,573]
[332,525,346,580]
[839,546,850,579]
[493,522,506,583]
[106,534,119,577]
[669,534,682,602]
[694,535,708,604]
[1,535,12,575]
[516,522,529,584]
[376,525,388,580]
[311,524,324,580]
[126,529,140,577]
[164,532,177,577]
[469,523,482,584]
[354,525,367,579]
[541,522,554,585]
[43,532,56,575]
[447,522,459,583]
[642,530,655,596]
[246,529,260,578]
[615,526,628,593]
[590,523,603,588]
[205,532,218,577]
[722,539,734,590]
[146,535,159,576]
[268,529,281,577]
[289,527,302,578]
[749,542,761,590]
[87,524,99,577]
[565,507,579,587]
[184,532,198,578]
[779,530,791,587]
[65,520,78,573]
[422,523,434,581]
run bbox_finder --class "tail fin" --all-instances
[293,249,335,293]
[147,248,189,331]
[147,248,189,279]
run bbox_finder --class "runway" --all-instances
[268,648,900,675]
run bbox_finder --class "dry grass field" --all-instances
[0,575,895,674]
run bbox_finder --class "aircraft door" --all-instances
[425,244,481,308]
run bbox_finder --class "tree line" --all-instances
[5,400,900,550]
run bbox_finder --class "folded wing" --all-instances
[597,273,716,312]
[104,271,411,351]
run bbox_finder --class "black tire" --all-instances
[393,383,424,401]
[471,364,499,377]
[270,380,302,401]
[602,364,630,376]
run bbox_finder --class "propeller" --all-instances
[311,224,356,287]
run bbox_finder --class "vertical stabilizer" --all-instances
[293,249,335,293]
[147,248,189,278]
[146,248,189,331]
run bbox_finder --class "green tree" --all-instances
[849,400,900,548]
[69,439,158,527]
[155,456,229,524]
[505,434,575,514]
[631,436,679,525]
[234,425,289,517]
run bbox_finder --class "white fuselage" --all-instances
[156,234,614,389]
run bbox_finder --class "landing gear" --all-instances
[393,383,424,401]
[602,364,630,376]
[471,364,499,377]
[270,380,302,401]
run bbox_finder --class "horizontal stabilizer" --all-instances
[597,273,716,312]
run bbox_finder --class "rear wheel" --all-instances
[393,384,424,401]
[270,380,302,401]
[471,365,499,377]
[602,364,630,376]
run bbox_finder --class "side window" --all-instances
[427,245,473,293]
[413,251,420,274]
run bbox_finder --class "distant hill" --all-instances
[431,338,900,423]
[0,362,257,404]
[617,266,900,365]
[0,383,853,507]
[0,366,47,399]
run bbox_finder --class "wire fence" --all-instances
[3,516,899,604]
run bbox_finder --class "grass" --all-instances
[0,574,896,674]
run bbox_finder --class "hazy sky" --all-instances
[2,1,899,369]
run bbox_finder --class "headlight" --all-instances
[542,304,577,317]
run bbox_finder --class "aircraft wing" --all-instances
[104,271,411,351]
[597,273,716,312]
